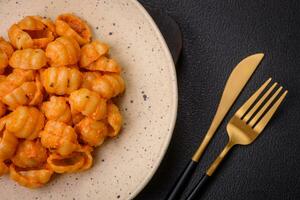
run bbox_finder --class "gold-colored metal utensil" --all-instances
[192,53,265,162]
[186,78,288,200]
[166,53,264,200]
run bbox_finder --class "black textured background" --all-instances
[135,0,300,200]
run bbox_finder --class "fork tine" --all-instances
[248,86,283,127]
[243,82,278,122]
[236,78,272,118]
[254,90,288,133]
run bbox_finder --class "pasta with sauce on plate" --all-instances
[0,13,125,188]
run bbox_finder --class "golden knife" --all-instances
[166,53,265,200]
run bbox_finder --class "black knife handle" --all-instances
[165,160,198,200]
[185,174,210,200]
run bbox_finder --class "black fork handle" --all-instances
[185,174,210,200]
[165,160,198,200]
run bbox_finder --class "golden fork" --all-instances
[186,78,288,200]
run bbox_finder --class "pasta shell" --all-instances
[0,161,9,176]
[45,36,80,67]
[91,73,125,99]
[86,56,121,73]
[0,75,5,82]
[0,115,6,131]
[0,101,6,118]
[0,37,12,73]
[40,120,79,156]
[75,117,108,146]
[2,79,43,109]
[29,76,44,106]
[69,88,107,120]
[76,145,93,171]
[0,49,8,74]
[107,102,123,137]
[0,69,35,98]
[9,164,53,188]
[9,49,47,70]
[40,66,82,95]
[47,145,92,173]
[12,140,47,168]
[71,112,85,125]
[32,16,57,36]
[0,130,18,160]
[41,96,72,124]
[8,24,33,49]
[56,13,91,45]
[6,69,36,87]
[0,80,17,101]
[17,16,45,31]
[47,152,84,173]
[15,16,56,49]
[0,37,14,58]
[81,72,102,90]
[80,40,109,67]
[6,106,45,140]
[28,29,55,49]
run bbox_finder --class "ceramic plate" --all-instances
[0,0,177,199]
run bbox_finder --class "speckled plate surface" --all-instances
[0,0,177,199]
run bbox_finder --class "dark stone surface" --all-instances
[136,0,300,200]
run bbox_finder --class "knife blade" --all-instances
[166,53,264,200]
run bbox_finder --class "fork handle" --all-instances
[185,173,210,200]
[206,142,233,176]
[165,160,198,200]
[186,142,234,200]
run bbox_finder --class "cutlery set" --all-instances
[166,53,288,200]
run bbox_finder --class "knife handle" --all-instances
[165,160,198,200]
[186,142,233,200]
